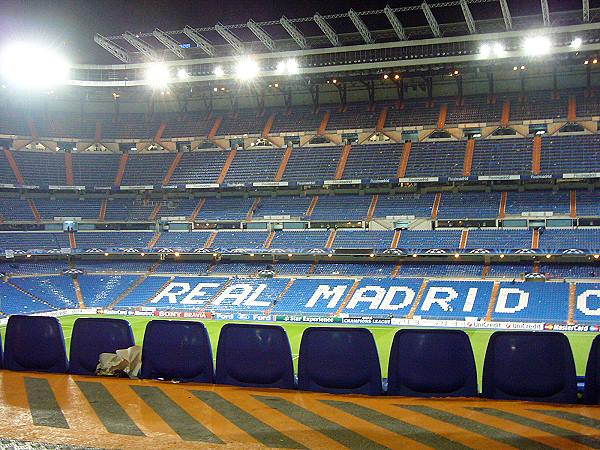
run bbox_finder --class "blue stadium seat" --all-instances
[140,320,214,383]
[387,329,477,397]
[3,315,68,373]
[483,331,577,403]
[215,324,294,390]
[69,318,135,376]
[584,335,600,405]
[298,327,382,395]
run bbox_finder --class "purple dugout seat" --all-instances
[483,331,577,403]
[140,320,214,383]
[215,323,294,390]
[69,318,135,376]
[3,315,68,373]
[387,329,477,397]
[298,327,382,395]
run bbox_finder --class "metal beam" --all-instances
[280,16,308,49]
[460,0,477,34]
[247,19,276,51]
[94,34,130,63]
[541,0,551,26]
[348,9,374,44]
[384,5,407,41]
[122,32,157,61]
[73,22,600,71]
[583,0,590,22]
[421,1,442,38]
[152,28,185,59]
[183,26,215,56]
[499,0,513,30]
[215,23,245,54]
[314,13,340,47]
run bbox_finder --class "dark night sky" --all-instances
[0,0,586,64]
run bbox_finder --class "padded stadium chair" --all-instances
[3,315,68,373]
[298,327,382,395]
[69,318,135,376]
[141,320,214,383]
[584,335,600,405]
[215,323,294,390]
[387,329,477,397]
[483,331,577,403]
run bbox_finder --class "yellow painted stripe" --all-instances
[450,405,580,450]
[286,395,414,450]
[166,385,258,446]
[360,399,514,450]
[220,389,347,450]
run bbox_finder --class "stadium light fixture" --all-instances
[276,59,299,75]
[571,37,583,49]
[500,254,505,258]
[594,254,599,259]
[177,68,189,80]
[0,42,70,89]
[145,62,170,88]
[479,44,491,58]
[235,56,259,81]
[523,36,552,56]
[214,66,225,77]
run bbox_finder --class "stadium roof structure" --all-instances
[67,0,600,89]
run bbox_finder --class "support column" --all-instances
[261,114,275,138]
[397,141,412,178]
[317,111,330,135]
[436,103,448,129]
[532,136,542,175]
[335,144,351,180]
[113,153,129,186]
[375,107,388,132]
[274,146,292,182]
[217,149,237,183]
[4,149,25,184]
[463,139,475,176]
[431,193,442,221]
[500,99,510,126]
[162,152,183,185]
[65,153,74,185]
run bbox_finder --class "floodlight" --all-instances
[286,59,299,75]
[523,36,551,56]
[479,44,491,58]
[276,59,299,75]
[571,37,583,49]
[214,66,224,77]
[492,42,505,56]
[0,42,70,88]
[177,68,189,80]
[145,62,170,88]
[235,56,259,81]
